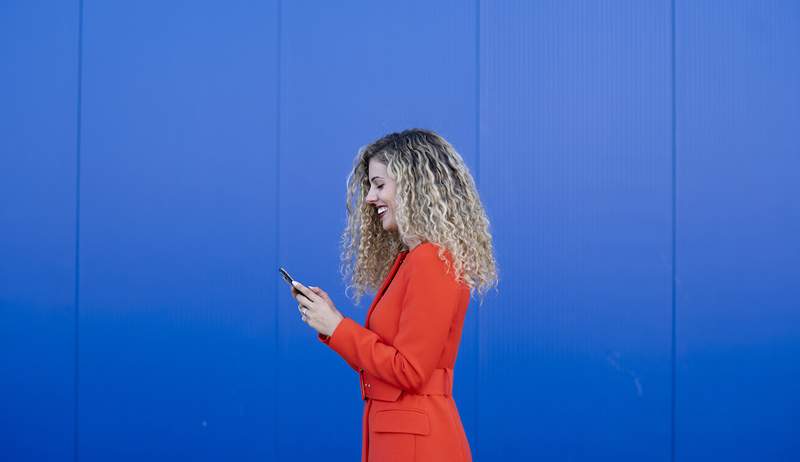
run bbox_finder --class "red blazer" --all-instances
[319,242,473,461]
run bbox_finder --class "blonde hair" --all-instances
[340,128,499,305]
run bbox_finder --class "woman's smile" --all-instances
[366,158,399,231]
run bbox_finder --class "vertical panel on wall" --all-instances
[479,1,673,459]
[676,2,800,460]
[278,1,478,460]
[78,1,278,460]
[0,2,79,460]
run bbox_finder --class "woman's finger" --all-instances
[309,286,332,304]
[291,287,309,305]
[293,290,313,305]
[292,281,319,302]
[292,286,303,298]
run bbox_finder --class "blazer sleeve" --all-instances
[317,331,360,372]
[317,247,462,392]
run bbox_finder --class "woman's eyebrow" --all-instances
[370,176,384,182]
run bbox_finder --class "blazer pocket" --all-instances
[372,409,431,435]
[369,409,430,462]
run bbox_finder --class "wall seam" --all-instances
[73,0,84,461]
[474,0,481,459]
[273,0,283,460]
[670,0,677,461]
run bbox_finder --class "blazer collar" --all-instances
[365,250,409,327]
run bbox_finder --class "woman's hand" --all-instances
[291,281,344,337]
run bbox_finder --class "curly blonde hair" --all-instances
[340,128,499,305]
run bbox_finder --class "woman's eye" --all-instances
[377,185,384,190]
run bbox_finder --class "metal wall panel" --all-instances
[675,1,800,460]
[77,1,278,460]
[0,1,79,460]
[478,1,673,459]
[276,1,478,459]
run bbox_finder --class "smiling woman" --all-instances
[342,128,499,305]
[290,128,498,462]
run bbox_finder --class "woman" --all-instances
[289,128,498,461]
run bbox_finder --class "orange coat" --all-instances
[319,242,473,461]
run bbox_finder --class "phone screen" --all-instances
[279,267,295,287]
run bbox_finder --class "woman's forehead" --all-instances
[367,158,388,174]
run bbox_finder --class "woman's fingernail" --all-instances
[291,281,299,287]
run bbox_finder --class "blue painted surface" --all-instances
[0,1,79,460]
[479,1,673,459]
[76,1,278,460]
[675,1,800,460]
[1,1,797,461]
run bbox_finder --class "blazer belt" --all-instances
[359,367,453,402]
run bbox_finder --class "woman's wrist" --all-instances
[326,314,345,337]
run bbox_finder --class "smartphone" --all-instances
[279,267,296,287]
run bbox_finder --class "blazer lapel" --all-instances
[365,251,408,327]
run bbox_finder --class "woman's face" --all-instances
[365,158,398,232]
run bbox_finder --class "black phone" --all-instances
[278,267,296,287]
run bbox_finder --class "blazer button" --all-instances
[366,383,371,388]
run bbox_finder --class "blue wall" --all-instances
[1,1,797,461]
